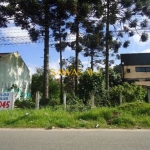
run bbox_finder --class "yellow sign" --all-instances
[49,69,101,76]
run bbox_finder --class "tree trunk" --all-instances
[59,27,63,104]
[43,1,49,99]
[75,18,79,95]
[91,48,94,71]
[105,0,110,91]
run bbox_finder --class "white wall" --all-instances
[0,52,31,100]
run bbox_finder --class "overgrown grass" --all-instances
[0,102,150,129]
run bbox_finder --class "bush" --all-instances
[109,82,147,104]
[31,74,60,102]
[40,97,60,107]
[15,99,35,109]
[65,94,91,112]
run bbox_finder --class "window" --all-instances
[136,67,150,72]
[127,69,130,73]
[146,67,150,72]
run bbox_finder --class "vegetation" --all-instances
[1,0,150,97]
[29,65,147,108]
[0,1,150,129]
[109,82,147,106]
[0,102,150,129]
[31,71,60,106]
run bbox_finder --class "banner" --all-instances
[0,92,15,110]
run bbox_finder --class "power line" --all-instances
[0,28,150,46]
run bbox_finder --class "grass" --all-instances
[0,102,150,129]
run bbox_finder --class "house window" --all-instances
[127,69,130,73]
[136,67,150,72]
[146,67,150,72]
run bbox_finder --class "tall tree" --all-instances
[7,0,76,99]
[52,20,68,103]
[63,56,83,95]
[51,1,76,103]
[80,22,104,71]
[31,67,60,103]
[67,0,93,95]
[94,0,150,91]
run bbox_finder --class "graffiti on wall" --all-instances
[1,84,30,100]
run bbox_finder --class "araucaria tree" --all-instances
[94,0,150,91]
[0,1,13,27]
[6,0,75,99]
[51,6,69,103]
[80,23,104,71]
[2,0,150,103]
[67,0,93,95]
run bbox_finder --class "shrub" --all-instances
[109,82,147,104]
[40,97,60,107]
[15,99,35,109]
[31,74,60,102]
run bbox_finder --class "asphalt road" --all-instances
[0,129,150,150]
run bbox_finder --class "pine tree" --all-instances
[7,0,75,99]
[51,6,69,103]
[80,22,104,71]
[0,1,13,27]
[63,56,83,96]
[94,0,150,91]
[66,0,93,95]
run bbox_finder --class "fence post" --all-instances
[35,91,41,109]
[90,91,95,108]
[63,91,66,109]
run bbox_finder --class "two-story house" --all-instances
[121,53,150,87]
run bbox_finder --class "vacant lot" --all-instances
[0,102,150,129]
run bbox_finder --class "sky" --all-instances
[1,25,150,75]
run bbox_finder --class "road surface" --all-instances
[0,129,150,150]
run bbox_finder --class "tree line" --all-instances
[0,0,150,102]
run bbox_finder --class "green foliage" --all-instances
[110,82,147,105]
[123,40,130,48]
[31,74,43,98]
[63,56,83,94]
[66,94,91,112]
[109,67,122,87]
[77,108,113,121]
[118,102,150,116]
[77,66,122,107]
[40,97,60,107]
[78,71,105,104]
[0,102,150,128]
[15,99,35,109]
[141,32,149,42]
[122,82,147,102]
[31,73,60,106]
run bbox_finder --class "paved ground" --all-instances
[0,129,150,150]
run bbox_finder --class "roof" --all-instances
[0,52,30,73]
[121,53,150,65]
[0,53,11,58]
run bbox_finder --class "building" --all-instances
[0,52,31,99]
[121,53,150,87]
